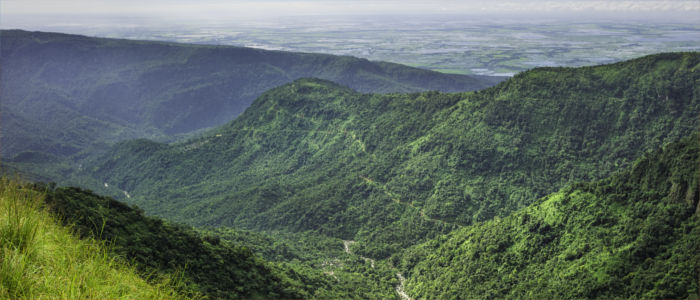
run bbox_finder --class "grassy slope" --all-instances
[399,134,700,299]
[0,29,503,159]
[88,52,699,258]
[40,183,399,299]
[0,178,183,299]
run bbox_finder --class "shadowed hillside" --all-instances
[0,29,503,159]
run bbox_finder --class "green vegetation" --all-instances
[0,29,502,161]
[0,178,183,299]
[2,30,698,298]
[205,227,348,262]
[88,52,699,259]
[39,183,399,299]
[399,134,700,299]
[207,227,402,298]
[42,185,294,299]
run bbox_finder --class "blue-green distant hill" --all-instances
[0,29,504,158]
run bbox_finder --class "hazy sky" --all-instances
[3,0,699,26]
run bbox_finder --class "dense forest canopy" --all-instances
[88,52,698,259]
[400,134,700,298]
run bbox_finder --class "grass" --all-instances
[0,177,185,299]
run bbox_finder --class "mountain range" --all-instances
[0,29,503,159]
[87,52,698,259]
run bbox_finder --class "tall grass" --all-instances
[0,178,185,299]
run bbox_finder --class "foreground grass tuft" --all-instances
[0,177,184,299]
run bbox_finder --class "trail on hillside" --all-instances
[359,176,460,228]
[104,182,131,199]
[343,240,354,254]
[343,240,375,268]
[395,273,411,300]
[343,240,411,300]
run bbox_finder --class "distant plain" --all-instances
[21,17,700,76]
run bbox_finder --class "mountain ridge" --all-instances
[0,29,504,159]
[86,52,699,258]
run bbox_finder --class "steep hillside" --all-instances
[0,178,183,299]
[399,134,700,299]
[40,184,399,299]
[88,52,699,258]
[0,29,503,159]
[42,185,299,299]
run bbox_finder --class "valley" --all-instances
[0,29,698,299]
[81,53,699,261]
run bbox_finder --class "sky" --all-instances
[2,0,699,27]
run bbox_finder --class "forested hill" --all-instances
[399,134,700,299]
[42,185,298,299]
[0,29,503,158]
[0,179,183,298]
[37,184,400,299]
[88,52,699,258]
